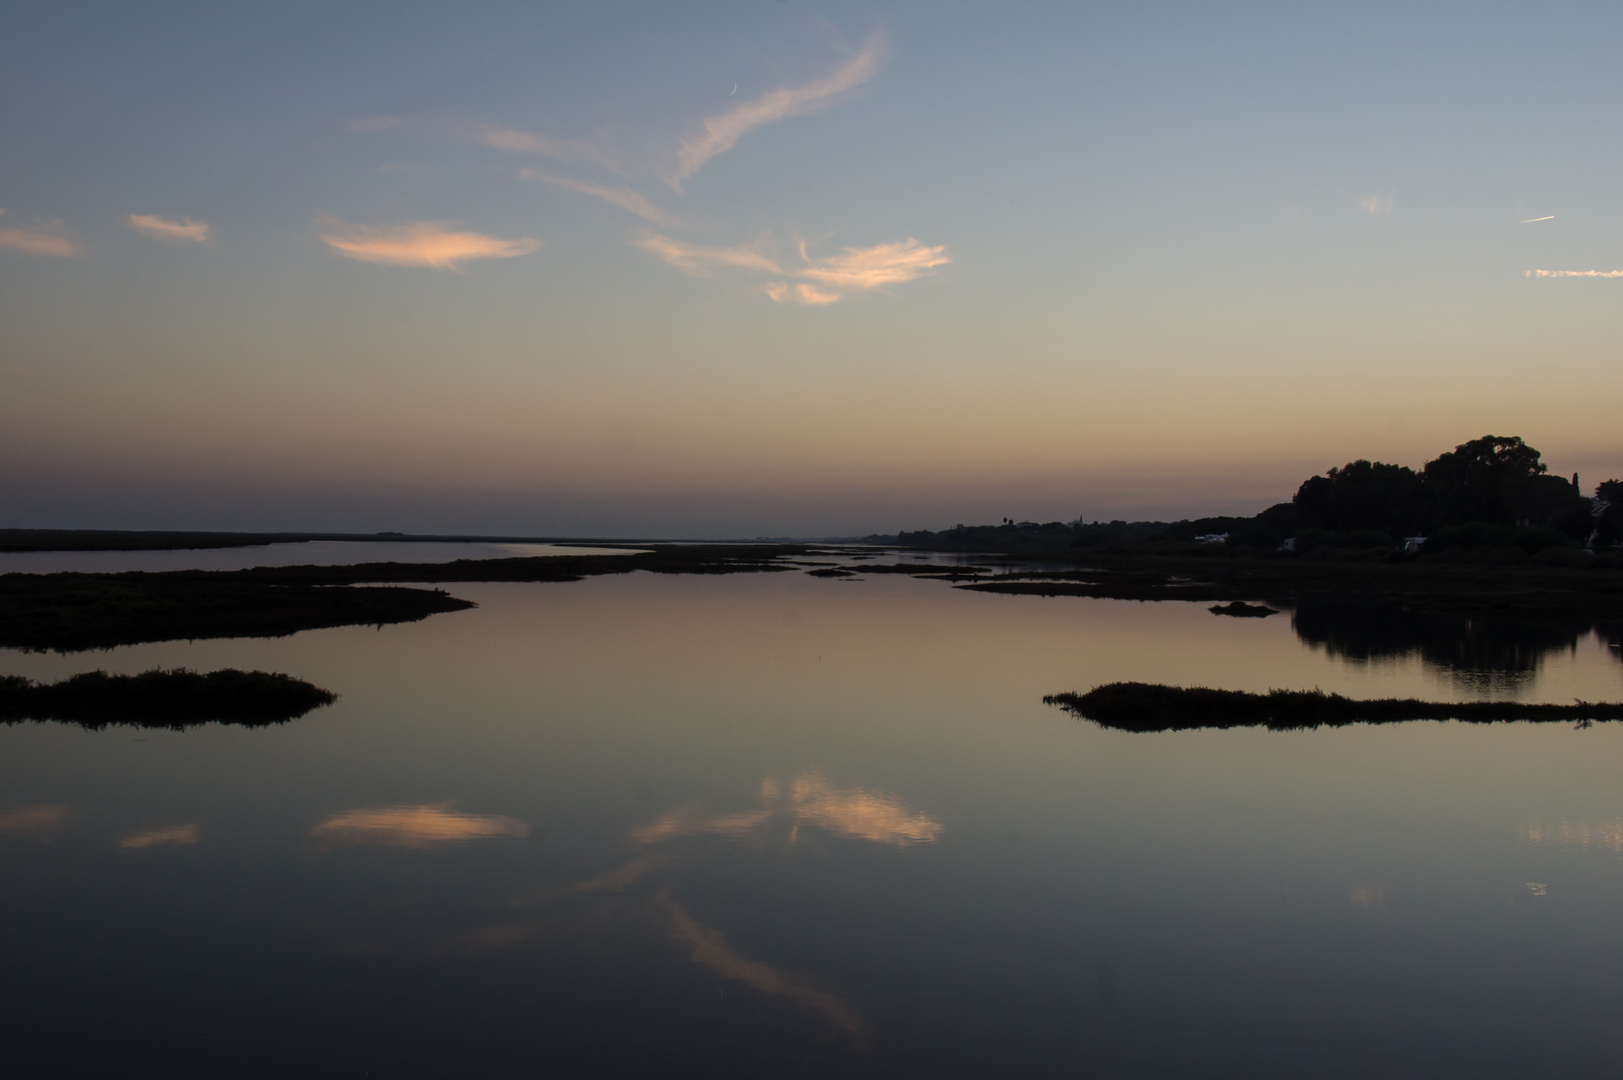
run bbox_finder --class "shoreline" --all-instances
[3,542,1621,654]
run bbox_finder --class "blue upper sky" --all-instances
[3,1,1620,535]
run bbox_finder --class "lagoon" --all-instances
[3,566,1622,1076]
[0,539,635,576]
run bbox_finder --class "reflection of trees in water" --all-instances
[1290,598,1595,691]
[1595,623,1623,660]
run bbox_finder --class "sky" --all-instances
[2,1,1621,538]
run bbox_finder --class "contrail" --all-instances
[1519,215,1554,223]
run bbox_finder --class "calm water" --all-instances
[0,540,636,575]
[4,565,1623,1077]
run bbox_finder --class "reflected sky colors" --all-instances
[663,893,868,1042]
[312,804,529,848]
[4,3,1623,534]
[5,571,1623,1074]
[119,824,199,849]
[0,804,72,838]
[1521,819,1623,852]
[0,540,634,575]
[632,773,941,847]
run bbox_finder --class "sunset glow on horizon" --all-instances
[3,2,1621,536]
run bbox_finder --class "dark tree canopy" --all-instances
[1293,460,1426,535]
[1422,435,1553,527]
[1291,435,1587,540]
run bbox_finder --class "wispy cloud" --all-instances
[1358,192,1393,216]
[1526,269,1623,278]
[317,216,540,271]
[126,213,210,242]
[765,281,842,305]
[636,232,782,275]
[0,215,81,257]
[1519,215,1554,223]
[639,231,948,304]
[670,31,887,188]
[464,122,623,173]
[120,824,199,849]
[354,115,622,173]
[312,804,529,848]
[788,237,950,298]
[522,171,682,226]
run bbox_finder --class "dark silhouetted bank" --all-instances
[1044,682,1623,732]
[0,668,337,729]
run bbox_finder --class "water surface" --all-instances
[0,540,636,575]
[4,570,1621,1077]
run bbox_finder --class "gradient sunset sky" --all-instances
[3,2,1620,537]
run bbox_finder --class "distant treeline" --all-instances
[890,435,1621,560]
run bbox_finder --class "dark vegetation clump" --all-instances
[0,572,476,652]
[1209,601,1278,617]
[0,668,337,729]
[1043,682,1623,732]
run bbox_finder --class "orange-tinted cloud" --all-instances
[794,238,950,295]
[636,232,782,275]
[126,213,210,242]
[765,281,841,305]
[522,171,681,227]
[0,217,81,257]
[312,803,529,848]
[641,231,948,304]
[317,217,540,271]
[671,32,887,188]
[1526,269,1623,279]
[0,804,73,838]
[120,824,199,849]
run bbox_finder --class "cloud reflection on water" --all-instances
[786,773,942,845]
[632,773,941,847]
[120,824,199,849]
[312,804,529,849]
[322,773,921,1051]
[661,892,867,1040]
[0,804,73,839]
[1520,818,1623,852]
